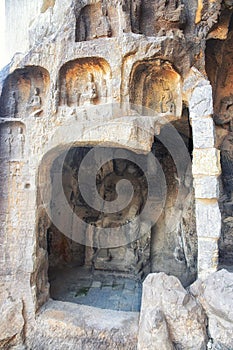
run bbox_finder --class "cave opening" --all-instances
[47,146,151,312]
[35,107,196,313]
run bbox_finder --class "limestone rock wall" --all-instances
[205,7,233,266]
[0,0,229,348]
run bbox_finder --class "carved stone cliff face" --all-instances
[205,6,233,266]
[0,0,231,349]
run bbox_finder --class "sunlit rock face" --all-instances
[1,0,232,349]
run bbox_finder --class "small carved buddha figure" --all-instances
[60,79,68,105]
[28,88,41,110]
[131,0,141,34]
[6,128,14,156]
[95,1,112,38]
[17,127,25,158]
[81,73,98,105]
[87,73,97,100]
[161,89,175,114]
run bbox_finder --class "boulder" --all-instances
[138,272,207,350]
[0,296,24,348]
[138,308,174,350]
[190,269,233,349]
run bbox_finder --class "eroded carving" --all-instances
[60,78,68,105]
[6,128,14,157]
[76,2,114,41]
[0,122,26,160]
[130,59,181,118]
[195,0,222,39]
[215,96,233,130]
[161,85,176,114]
[18,127,25,158]
[130,0,142,34]
[96,2,112,38]
[27,88,42,112]
[0,66,49,119]
[26,87,43,117]
[75,0,185,39]
[59,58,111,107]
[8,92,17,118]
[139,0,186,37]
[80,73,98,105]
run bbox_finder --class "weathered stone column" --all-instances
[188,73,222,279]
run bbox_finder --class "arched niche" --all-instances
[206,13,233,267]
[0,66,50,119]
[139,0,186,37]
[35,144,152,311]
[58,57,111,107]
[0,121,26,160]
[75,2,118,42]
[129,59,182,118]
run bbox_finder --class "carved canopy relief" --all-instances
[129,59,182,118]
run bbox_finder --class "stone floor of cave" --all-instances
[49,266,142,312]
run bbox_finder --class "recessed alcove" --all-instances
[39,146,152,312]
[58,57,111,107]
[129,59,182,118]
[0,66,50,118]
[139,0,185,37]
[0,121,26,160]
[75,2,119,42]
[35,114,196,311]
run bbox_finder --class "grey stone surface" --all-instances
[192,117,215,149]
[190,269,233,349]
[194,176,219,199]
[138,273,208,350]
[28,299,139,350]
[189,83,213,118]
[0,297,25,349]
[195,200,221,238]
[197,238,219,276]
[138,308,174,350]
[49,266,142,312]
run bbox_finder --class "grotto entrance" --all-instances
[35,110,196,312]
[47,146,151,312]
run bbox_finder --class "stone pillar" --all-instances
[189,78,222,279]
